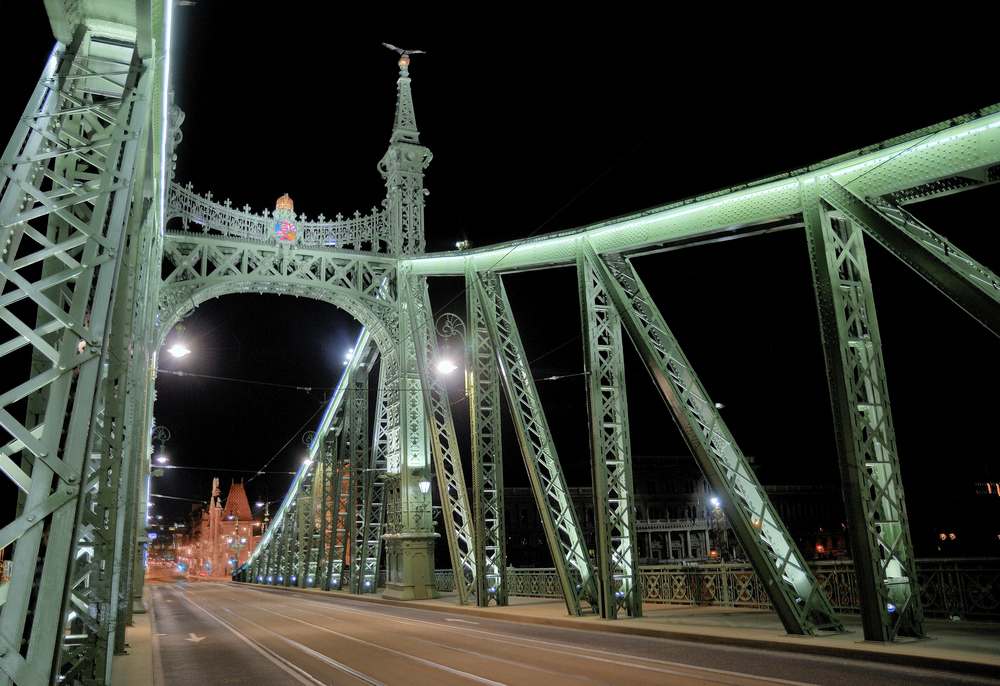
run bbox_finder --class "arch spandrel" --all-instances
[158,232,400,354]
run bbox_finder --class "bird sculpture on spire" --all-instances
[382,42,425,67]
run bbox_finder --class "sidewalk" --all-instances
[111,582,1000,685]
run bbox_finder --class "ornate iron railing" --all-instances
[496,559,999,620]
[167,182,392,252]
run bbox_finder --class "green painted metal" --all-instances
[803,190,924,641]
[466,265,508,607]
[584,243,844,636]
[471,271,598,616]
[821,179,1000,338]
[0,23,158,683]
[400,271,478,604]
[6,8,1000,685]
[577,249,642,619]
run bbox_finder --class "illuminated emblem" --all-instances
[273,193,297,243]
[274,219,297,242]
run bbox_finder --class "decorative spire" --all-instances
[390,62,420,144]
[378,51,432,256]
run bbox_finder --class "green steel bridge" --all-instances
[1,4,999,685]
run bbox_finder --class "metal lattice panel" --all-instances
[0,35,153,685]
[472,271,597,616]
[168,181,394,253]
[466,265,507,607]
[589,248,844,636]
[577,248,642,619]
[804,194,924,641]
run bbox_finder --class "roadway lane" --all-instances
[152,583,1000,686]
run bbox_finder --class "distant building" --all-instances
[176,478,262,576]
[500,456,847,568]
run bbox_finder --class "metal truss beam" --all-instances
[466,265,507,607]
[400,272,477,604]
[577,248,642,619]
[586,244,844,636]
[803,190,924,642]
[471,271,597,616]
[0,33,155,686]
[241,329,380,592]
[410,107,1000,277]
[819,179,1000,337]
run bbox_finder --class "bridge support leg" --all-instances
[381,274,439,600]
[804,191,925,641]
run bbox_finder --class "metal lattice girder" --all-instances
[587,248,844,636]
[400,272,478,604]
[158,233,400,355]
[0,34,155,685]
[465,264,507,607]
[577,248,643,619]
[818,179,1000,337]
[240,329,378,589]
[803,193,924,642]
[348,369,370,593]
[471,271,598,616]
[358,360,392,593]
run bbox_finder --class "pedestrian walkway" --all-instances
[112,582,1000,685]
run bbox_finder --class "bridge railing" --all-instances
[423,559,999,620]
[167,181,393,252]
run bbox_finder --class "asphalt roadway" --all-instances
[113,580,1000,685]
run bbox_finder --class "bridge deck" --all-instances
[113,581,1000,685]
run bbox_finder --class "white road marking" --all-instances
[185,633,205,643]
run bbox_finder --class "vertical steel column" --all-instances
[472,271,597,616]
[804,188,924,641]
[0,34,153,685]
[316,435,336,590]
[381,274,439,601]
[358,360,392,593]
[466,265,507,607]
[577,248,642,619]
[588,247,844,635]
[348,372,370,594]
[401,272,478,604]
[331,424,351,589]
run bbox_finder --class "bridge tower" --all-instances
[378,53,439,600]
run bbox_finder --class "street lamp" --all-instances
[434,313,466,375]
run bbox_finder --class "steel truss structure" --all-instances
[3,5,1000,683]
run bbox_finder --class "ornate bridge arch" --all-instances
[157,229,400,353]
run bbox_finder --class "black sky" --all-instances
[6,5,998,555]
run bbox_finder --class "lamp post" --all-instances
[434,313,466,376]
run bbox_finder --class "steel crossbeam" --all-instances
[400,272,478,604]
[466,265,508,606]
[819,179,1000,337]
[471,271,598,616]
[587,246,845,636]
[804,192,925,641]
[577,248,643,619]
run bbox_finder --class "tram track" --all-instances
[177,583,831,686]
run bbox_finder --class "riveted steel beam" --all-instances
[820,178,1000,338]
[466,264,507,607]
[400,272,478,604]
[804,187,924,642]
[577,248,642,619]
[471,271,597,616]
[586,244,844,636]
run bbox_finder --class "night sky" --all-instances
[5,5,998,556]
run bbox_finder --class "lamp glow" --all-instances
[168,344,191,358]
[436,360,458,373]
